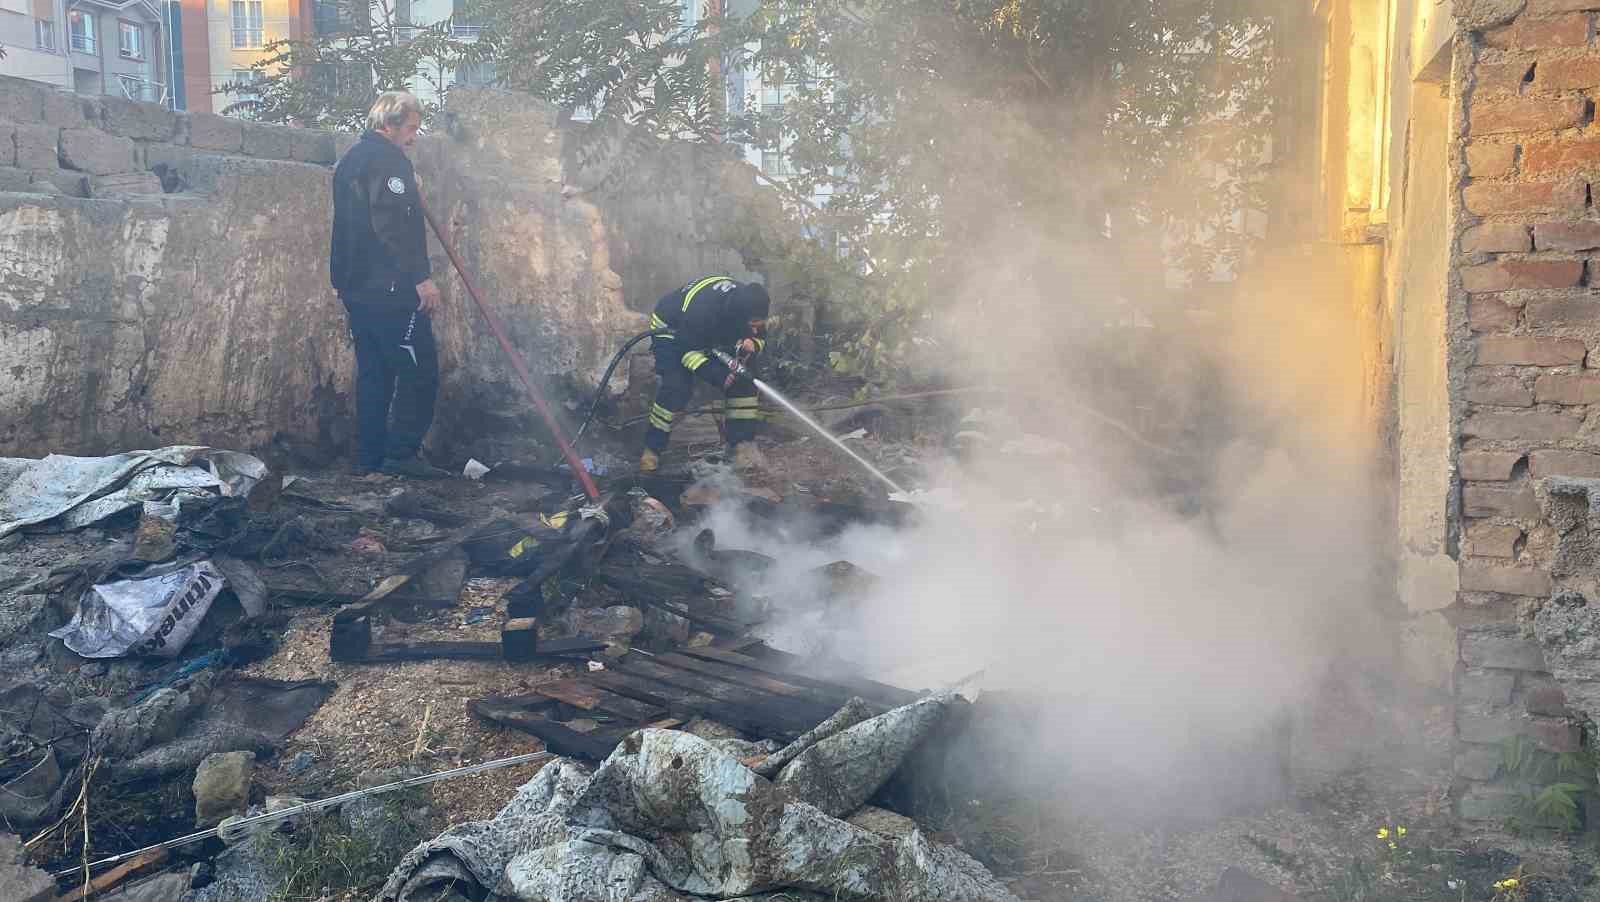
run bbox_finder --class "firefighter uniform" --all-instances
[330,130,438,473]
[644,276,769,456]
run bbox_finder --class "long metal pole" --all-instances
[420,202,601,500]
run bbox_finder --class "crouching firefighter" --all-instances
[639,276,771,473]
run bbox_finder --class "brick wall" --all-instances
[0,75,349,198]
[1451,0,1600,822]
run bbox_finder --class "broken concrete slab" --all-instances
[194,750,255,826]
[0,831,54,902]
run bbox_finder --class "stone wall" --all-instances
[0,81,785,460]
[1447,0,1600,821]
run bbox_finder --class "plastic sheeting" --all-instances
[49,560,226,658]
[376,694,1020,902]
[0,447,265,539]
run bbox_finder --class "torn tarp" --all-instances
[0,446,266,539]
[50,560,226,658]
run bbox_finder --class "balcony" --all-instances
[70,33,96,53]
[118,74,166,104]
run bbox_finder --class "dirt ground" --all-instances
[5,409,1600,901]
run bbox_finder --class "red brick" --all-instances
[1531,449,1600,476]
[1534,220,1600,250]
[1482,14,1591,50]
[1534,371,1600,402]
[1464,483,1542,518]
[1526,295,1600,326]
[1461,450,1526,480]
[1459,561,1554,596]
[1529,0,1600,14]
[1536,55,1600,90]
[1473,96,1589,135]
[1463,179,1588,215]
[1463,522,1524,556]
[1462,258,1584,292]
[1462,409,1583,439]
[1475,335,1588,365]
[1464,221,1532,253]
[1475,97,1589,138]
[1477,61,1536,95]
[1466,374,1535,405]
[1468,143,1519,179]
[1470,297,1521,332]
[1523,138,1600,174]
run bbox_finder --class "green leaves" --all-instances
[217,0,492,130]
[437,0,1283,376]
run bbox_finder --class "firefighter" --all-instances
[329,91,447,478]
[640,275,771,473]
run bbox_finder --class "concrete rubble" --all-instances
[378,695,1019,902]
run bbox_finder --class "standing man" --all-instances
[330,91,448,478]
[640,275,772,473]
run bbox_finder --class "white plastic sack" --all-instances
[50,561,226,658]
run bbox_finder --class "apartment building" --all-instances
[0,0,169,102]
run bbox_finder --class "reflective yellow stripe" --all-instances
[649,403,674,431]
[650,313,668,330]
[752,338,766,353]
[682,351,709,371]
[726,396,760,420]
[681,276,733,313]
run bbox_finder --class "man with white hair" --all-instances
[330,90,448,478]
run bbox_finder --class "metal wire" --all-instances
[53,751,554,879]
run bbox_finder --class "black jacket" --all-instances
[330,131,430,299]
[650,276,765,365]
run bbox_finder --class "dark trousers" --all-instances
[645,339,759,452]
[343,298,439,469]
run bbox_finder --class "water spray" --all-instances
[710,350,908,498]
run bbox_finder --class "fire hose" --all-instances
[420,203,600,500]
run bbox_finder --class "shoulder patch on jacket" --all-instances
[387,177,406,195]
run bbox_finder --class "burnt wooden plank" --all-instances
[535,680,667,723]
[341,638,607,664]
[470,700,623,761]
[585,669,803,741]
[613,654,832,731]
[653,652,848,707]
[712,634,765,652]
[682,646,919,708]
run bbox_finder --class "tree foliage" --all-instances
[466,0,1288,375]
[219,0,490,130]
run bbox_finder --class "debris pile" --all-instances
[378,693,1022,902]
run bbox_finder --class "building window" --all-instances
[35,17,55,50]
[232,68,262,99]
[760,149,792,177]
[118,21,143,59]
[68,10,95,53]
[231,0,263,48]
[453,61,495,87]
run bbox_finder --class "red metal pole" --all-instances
[420,203,602,501]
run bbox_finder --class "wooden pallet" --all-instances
[471,640,918,760]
